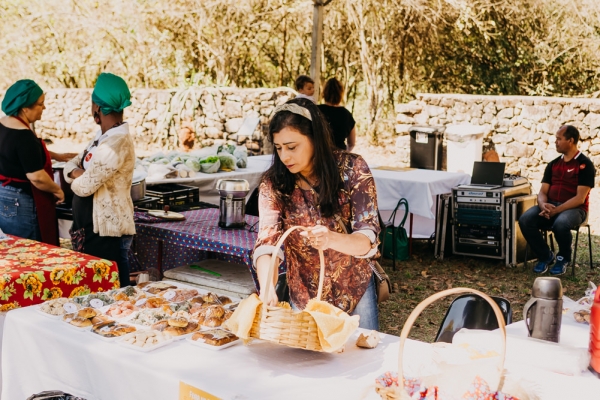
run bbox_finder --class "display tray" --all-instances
[90,323,138,342]
[62,318,94,332]
[118,331,175,352]
[186,336,239,351]
[36,305,66,319]
[146,184,200,207]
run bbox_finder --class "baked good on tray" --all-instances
[92,322,137,338]
[192,329,238,346]
[106,301,138,318]
[39,298,79,316]
[137,282,177,295]
[121,331,171,348]
[160,288,198,303]
[193,305,232,327]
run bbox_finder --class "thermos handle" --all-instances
[523,297,537,335]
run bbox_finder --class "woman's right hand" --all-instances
[53,189,65,204]
[259,284,279,306]
[69,168,84,179]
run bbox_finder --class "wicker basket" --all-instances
[376,288,507,400]
[248,225,330,351]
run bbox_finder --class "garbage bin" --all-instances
[446,124,484,174]
[409,126,444,170]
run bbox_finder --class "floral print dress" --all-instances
[254,151,380,313]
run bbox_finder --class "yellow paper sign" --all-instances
[179,381,221,400]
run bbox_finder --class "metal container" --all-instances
[130,179,146,202]
[216,179,249,229]
[216,179,250,198]
[523,277,563,343]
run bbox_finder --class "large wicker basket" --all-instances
[376,288,508,400]
[249,225,331,352]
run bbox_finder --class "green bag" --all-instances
[381,198,409,261]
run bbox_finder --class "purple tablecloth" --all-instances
[133,208,276,288]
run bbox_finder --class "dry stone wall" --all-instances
[0,87,296,155]
[395,93,600,183]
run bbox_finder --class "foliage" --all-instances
[2,0,600,137]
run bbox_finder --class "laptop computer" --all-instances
[458,161,506,190]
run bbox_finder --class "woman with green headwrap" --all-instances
[0,79,65,244]
[64,73,136,287]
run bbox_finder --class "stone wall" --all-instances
[0,87,296,155]
[395,93,600,182]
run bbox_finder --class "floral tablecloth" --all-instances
[0,236,119,311]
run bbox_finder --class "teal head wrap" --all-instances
[91,73,132,115]
[1,79,44,116]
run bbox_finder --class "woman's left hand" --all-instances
[300,225,333,250]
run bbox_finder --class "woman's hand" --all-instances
[259,283,279,306]
[300,225,332,251]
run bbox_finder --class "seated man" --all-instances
[518,125,595,276]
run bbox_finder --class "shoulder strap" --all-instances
[387,198,409,228]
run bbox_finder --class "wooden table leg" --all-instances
[409,213,413,256]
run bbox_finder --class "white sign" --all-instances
[163,290,176,301]
[63,303,78,313]
[90,299,104,309]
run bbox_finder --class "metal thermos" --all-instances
[216,179,249,229]
[589,286,600,377]
[523,277,563,343]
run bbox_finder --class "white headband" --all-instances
[272,103,312,121]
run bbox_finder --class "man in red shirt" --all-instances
[519,125,595,275]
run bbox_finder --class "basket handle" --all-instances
[266,226,326,304]
[398,288,507,393]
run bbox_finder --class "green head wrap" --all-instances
[91,73,132,115]
[1,79,44,116]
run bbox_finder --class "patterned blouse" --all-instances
[254,151,381,313]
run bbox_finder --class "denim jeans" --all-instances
[518,204,586,262]
[292,274,380,331]
[0,185,40,240]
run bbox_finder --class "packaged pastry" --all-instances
[191,329,238,347]
[111,286,143,302]
[120,330,173,351]
[218,295,232,305]
[39,298,80,316]
[91,315,113,325]
[92,321,137,338]
[136,296,169,309]
[161,288,198,303]
[137,281,177,295]
[129,308,170,326]
[152,317,200,337]
[105,301,138,319]
[72,292,115,308]
[193,304,231,327]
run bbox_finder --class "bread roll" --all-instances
[78,307,97,319]
[168,317,188,328]
[70,317,92,327]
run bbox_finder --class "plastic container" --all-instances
[446,124,484,174]
[589,286,600,377]
[146,184,200,207]
[409,126,444,170]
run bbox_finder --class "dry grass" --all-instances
[378,235,600,342]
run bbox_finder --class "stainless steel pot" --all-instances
[131,179,146,202]
[216,179,250,198]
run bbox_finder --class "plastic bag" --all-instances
[218,152,238,171]
[234,147,248,168]
[199,156,221,173]
[184,157,201,172]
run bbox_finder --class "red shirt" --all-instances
[542,151,595,212]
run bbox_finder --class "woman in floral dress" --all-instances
[254,98,381,330]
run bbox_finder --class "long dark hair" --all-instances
[263,98,342,217]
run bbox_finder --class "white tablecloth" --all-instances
[3,293,600,399]
[146,155,274,205]
[0,304,426,400]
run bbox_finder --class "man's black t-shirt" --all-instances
[317,105,356,150]
[0,124,46,195]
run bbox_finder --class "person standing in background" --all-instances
[64,73,136,287]
[0,80,65,245]
[294,75,315,103]
[318,78,356,152]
